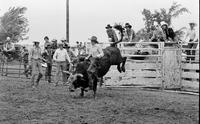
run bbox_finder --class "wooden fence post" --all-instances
[162,43,182,89]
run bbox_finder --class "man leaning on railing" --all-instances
[183,22,199,61]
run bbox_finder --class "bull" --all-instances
[68,24,127,98]
[68,60,98,97]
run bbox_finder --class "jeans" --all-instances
[31,59,42,86]
[45,63,52,82]
[55,61,67,84]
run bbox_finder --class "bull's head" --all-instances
[68,73,84,92]
[87,58,99,75]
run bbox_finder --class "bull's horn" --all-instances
[76,73,83,77]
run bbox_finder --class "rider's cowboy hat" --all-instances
[105,24,112,29]
[160,21,168,27]
[88,36,98,43]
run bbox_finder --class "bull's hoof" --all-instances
[117,66,122,73]
[121,66,125,72]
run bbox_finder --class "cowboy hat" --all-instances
[125,23,130,26]
[160,21,168,27]
[125,23,132,28]
[44,36,49,40]
[51,39,57,42]
[33,41,40,43]
[189,22,197,26]
[88,36,98,43]
[105,24,112,29]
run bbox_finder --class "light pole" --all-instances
[66,0,69,43]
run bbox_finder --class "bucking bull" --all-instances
[68,25,127,98]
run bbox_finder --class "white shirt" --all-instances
[53,48,71,62]
[88,44,104,58]
[186,28,197,41]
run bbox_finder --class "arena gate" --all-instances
[102,42,199,92]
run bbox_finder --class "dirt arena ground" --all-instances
[0,77,199,124]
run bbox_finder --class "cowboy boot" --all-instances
[35,73,43,86]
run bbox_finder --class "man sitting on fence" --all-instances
[105,24,118,46]
[160,21,176,43]
[3,37,15,61]
[124,23,136,42]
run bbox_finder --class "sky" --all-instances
[0,0,199,45]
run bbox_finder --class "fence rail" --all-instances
[1,41,199,92]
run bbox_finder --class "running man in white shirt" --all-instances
[53,42,71,86]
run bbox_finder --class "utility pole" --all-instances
[66,0,69,43]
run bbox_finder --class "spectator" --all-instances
[53,42,71,86]
[150,22,164,42]
[29,41,43,88]
[184,22,198,60]
[124,23,136,42]
[150,22,164,48]
[21,46,29,77]
[44,36,50,49]
[51,39,58,53]
[105,24,118,45]
[64,43,76,82]
[42,44,53,83]
[3,37,15,61]
[160,21,176,42]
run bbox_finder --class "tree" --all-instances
[0,7,29,43]
[142,2,190,32]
